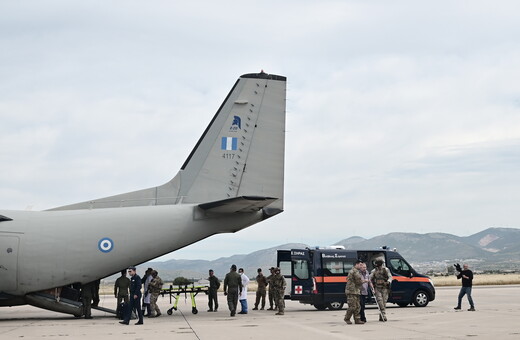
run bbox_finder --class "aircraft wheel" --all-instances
[328,301,344,310]
[412,290,429,307]
[314,303,327,311]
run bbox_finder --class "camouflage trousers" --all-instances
[374,287,389,316]
[345,294,361,320]
[268,288,275,308]
[273,289,285,313]
[150,293,161,316]
[255,289,266,309]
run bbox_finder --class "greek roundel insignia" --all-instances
[98,238,114,253]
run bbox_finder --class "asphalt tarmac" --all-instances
[1,285,519,339]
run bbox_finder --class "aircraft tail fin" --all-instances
[50,72,286,213]
[178,72,286,211]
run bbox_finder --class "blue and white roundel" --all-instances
[98,238,114,253]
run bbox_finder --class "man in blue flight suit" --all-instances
[120,266,144,325]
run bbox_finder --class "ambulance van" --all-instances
[277,246,435,310]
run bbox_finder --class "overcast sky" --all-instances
[1,1,520,261]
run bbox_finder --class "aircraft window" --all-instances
[279,261,291,276]
[0,215,13,222]
[389,258,410,276]
[292,260,310,280]
[322,260,353,276]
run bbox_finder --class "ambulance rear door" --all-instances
[277,249,312,301]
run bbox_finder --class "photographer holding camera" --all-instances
[454,263,475,311]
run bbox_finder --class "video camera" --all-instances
[453,263,462,272]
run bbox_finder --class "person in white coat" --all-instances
[142,268,153,316]
[238,268,249,314]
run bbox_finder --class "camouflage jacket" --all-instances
[148,276,164,294]
[256,273,268,291]
[345,267,363,295]
[266,274,274,291]
[370,266,392,289]
[271,273,286,292]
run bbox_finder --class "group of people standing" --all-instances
[344,259,476,325]
[214,265,286,317]
[86,260,476,324]
[344,258,392,324]
[116,266,164,326]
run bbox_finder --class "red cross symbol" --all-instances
[294,285,303,294]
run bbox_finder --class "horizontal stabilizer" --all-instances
[199,196,278,213]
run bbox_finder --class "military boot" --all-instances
[344,310,352,324]
[354,318,365,324]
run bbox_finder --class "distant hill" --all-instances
[335,232,490,262]
[106,228,520,282]
[464,227,520,254]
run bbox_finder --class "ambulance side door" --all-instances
[289,250,313,300]
[277,250,292,298]
[387,256,414,304]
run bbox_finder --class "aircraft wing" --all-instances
[198,196,278,213]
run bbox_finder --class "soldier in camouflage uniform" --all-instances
[370,258,392,321]
[148,270,163,317]
[271,267,286,315]
[344,260,365,325]
[266,267,275,310]
[253,268,267,310]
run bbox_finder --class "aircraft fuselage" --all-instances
[0,205,262,297]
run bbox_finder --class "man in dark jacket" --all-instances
[120,266,144,325]
[207,269,220,312]
[223,264,242,317]
[454,263,475,311]
[81,281,96,319]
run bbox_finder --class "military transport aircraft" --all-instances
[0,72,286,316]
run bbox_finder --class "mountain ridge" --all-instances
[120,227,520,281]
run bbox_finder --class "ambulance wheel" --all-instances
[412,290,429,307]
[314,303,327,311]
[192,307,198,314]
[167,309,173,315]
[328,301,344,310]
